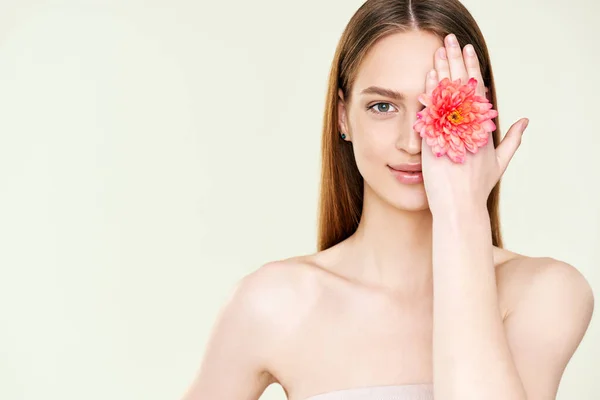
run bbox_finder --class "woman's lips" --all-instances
[388,165,424,184]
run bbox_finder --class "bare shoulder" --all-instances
[493,250,595,397]
[507,252,594,321]
[494,248,594,320]
[211,256,327,357]
[233,257,326,323]
[180,257,323,399]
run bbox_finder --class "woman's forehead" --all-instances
[354,31,443,98]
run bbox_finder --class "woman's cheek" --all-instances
[353,130,388,179]
[351,117,395,172]
[361,132,384,161]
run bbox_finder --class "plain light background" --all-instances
[0,0,598,399]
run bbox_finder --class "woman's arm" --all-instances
[180,268,279,400]
[431,206,594,400]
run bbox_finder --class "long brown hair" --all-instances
[317,0,504,251]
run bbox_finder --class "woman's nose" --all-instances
[395,116,422,155]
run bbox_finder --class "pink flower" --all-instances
[413,77,498,164]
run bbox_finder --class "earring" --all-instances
[340,133,346,140]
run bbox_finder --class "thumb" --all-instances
[496,118,529,174]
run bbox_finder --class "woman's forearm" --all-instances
[431,205,527,400]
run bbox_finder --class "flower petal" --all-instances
[414,77,498,163]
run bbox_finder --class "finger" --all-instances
[416,69,438,134]
[496,118,529,175]
[463,44,485,97]
[444,34,468,84]
[425,69,438,96]
[434,47,450,82]
[418,68,439,110]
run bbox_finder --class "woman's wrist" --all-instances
[431,202,490,227]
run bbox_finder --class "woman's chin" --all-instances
[393,201,430,212]
[388,190,430,212]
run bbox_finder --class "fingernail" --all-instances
[438,48,447,60]
[466,44,475,56]
[522,118,529,130]
[429,69,437,79]
[448,34,459,47]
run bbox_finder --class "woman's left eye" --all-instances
[368,102,398,115]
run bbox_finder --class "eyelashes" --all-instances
[367,102,398,115]
[366,102,426,116]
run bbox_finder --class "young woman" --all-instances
[182,1,594,399]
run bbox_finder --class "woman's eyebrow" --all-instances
[360,86,406,101]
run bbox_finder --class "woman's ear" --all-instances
[337,88,350,140]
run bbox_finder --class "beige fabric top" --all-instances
[302,383,434,400]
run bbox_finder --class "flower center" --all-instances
[447,109,464,125]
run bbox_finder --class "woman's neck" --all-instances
[344,193,434,296]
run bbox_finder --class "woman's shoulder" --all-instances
[493,246,585,286]
[192,257,325,394]
[242,253,332,292]
[493,248,594,373]
[225,255,331,326]
[493,247,594,321]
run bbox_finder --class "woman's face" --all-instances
[338,30,443,212]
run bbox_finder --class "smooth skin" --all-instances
[181,31,594,400]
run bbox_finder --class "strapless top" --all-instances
[302,383,434,400]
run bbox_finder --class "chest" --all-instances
[273,292,435,397]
